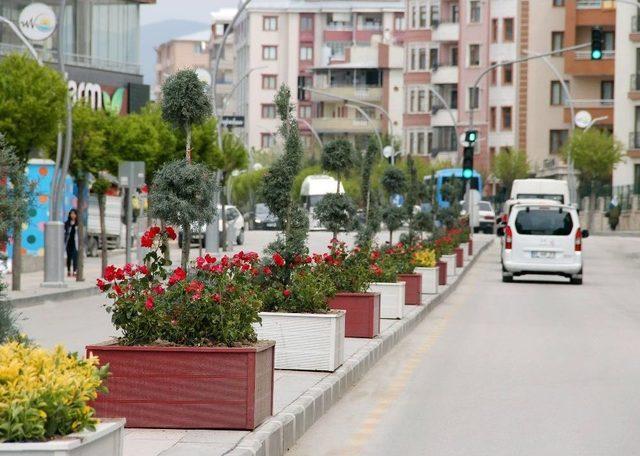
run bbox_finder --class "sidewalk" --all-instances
[122,237,494,456]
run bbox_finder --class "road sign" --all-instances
[221,116,245,128]
[391,194,404,207]
[574,110,592,129]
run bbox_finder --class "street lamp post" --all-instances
[344,103,384,153]
[298,118,323,150]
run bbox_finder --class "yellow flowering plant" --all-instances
[413,249,437,268]
[0,341,109,442]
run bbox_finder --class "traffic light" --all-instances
[462,146,474,180]
[591,28,602,60]
[464,129,478,144]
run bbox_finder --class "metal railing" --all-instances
[359,23,383,31]
[576,0,602,8]
[325,23,353,31]
[574,50,615,60]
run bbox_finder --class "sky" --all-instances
[140,0,238,26]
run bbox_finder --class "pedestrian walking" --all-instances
[606,195,620,231]
[64,209,78,277]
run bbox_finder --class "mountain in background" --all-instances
[140,19,209,95]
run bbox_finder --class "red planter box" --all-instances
[455,247,464,268]
[86,341,275,430]
[437,260,447,285]
[398,273,422,305]
[468,238,473,256]
[328,292,380,338]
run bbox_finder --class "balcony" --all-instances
[310,86,383,103]
[431,64,458,84]
[630,74,640,100]
[326,22,353,31]
[563,99,614,124]
[631,16,640,41]
[430,107,458,127]
[312,117,382,134]
[573,0,615,26]
[576,0,603,8]
[431,21,459,42]
[564,50,614,76]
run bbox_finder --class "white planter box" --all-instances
[0,419,125,456]
[415,266,438,294]
[460,242,469,262]
[368,282,405,319]
[441,254,457,277]
[254,311,345,371]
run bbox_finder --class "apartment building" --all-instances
[234,0,405,152]
[154,29,211,99]
[210,8,238,114]
[613,1,640,193]
[518,0,615,178]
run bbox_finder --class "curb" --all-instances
[226,238,495,456]
[8,286,99,308]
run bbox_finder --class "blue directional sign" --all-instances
[391,194,404,207]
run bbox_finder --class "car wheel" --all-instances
[502,272,513,283]
[237,228,245,245]
[570,270,583,285]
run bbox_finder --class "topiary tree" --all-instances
[321,139,356,192]
[149,159,217,268]
[382,206,405,244]
[315,193,358,239]
[381,167,406,196]
[161,69,212,162]
[380,167,406,243]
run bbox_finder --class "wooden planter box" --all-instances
[254,311,345,371]
[455,247,464,268]
[415,266,438,294]
[468,238,473,256]
[85,342,275,430]
[368,282,405,319]
[0,420,125,456]
[436,260,447,285]
[460,242,470,262]
[441,254,457,278]
[398,273,422,305]
[328,292,380,338]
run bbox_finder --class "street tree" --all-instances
[321,139,356,192]
[361,136,379,222]
[491,148,529,196]
[380,167,407,244]
[161,70,212,162]
[0,54,67,290]
[382,206,405,244]
[149,159,217,268]
[381,167,406,196]
[561,128,623,229]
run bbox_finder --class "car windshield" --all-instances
[478,202,492,211]
[255,204,270,216]
[516,193,564,203]
[308,195,324,207]
[514,208,573,236]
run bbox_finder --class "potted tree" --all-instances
[368,249,405,319]
[385,243,422,305]
[0,340,121,456]
[87,227,274,430]
[413,247,438,295]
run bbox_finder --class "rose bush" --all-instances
[315,239,372,293]
[98,227,262,347]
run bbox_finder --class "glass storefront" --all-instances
[0,0,140,74]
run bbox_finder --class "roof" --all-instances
[173,29,211,42]
[246,0,404,13]
[211,8,238,21]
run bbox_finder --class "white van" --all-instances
[500,201,588,284]
[300,175,344,230]
[510,179,570,205]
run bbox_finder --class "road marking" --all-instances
[346,299,463,452]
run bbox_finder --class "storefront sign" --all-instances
[221,116,245,128]
[19,3,57,41]
[68,80,126,115]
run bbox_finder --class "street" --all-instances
[288,235,640,456]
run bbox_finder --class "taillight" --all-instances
[505,226,513,250]
[575,228,582,252]
[501,214,508,224]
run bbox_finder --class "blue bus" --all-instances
[424,168,483,208]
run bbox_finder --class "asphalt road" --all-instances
[288,235,640,456]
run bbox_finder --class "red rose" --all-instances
[150,226,161,236]
[141,184,149,194]
[104,265,116,282]
[168,267,187,285]
[263,266,272,276]
[205,254,217,264]
[113,284,123,295]
[124,263,135,277]
[212,293,221,303]
[145,296,154,310]
[141,233,153,248]
[165,226,177,240]
[138,265,149,275]
[153,285,165,295]
[272,253,286,267]
[283,289,291,297]
[96,278,108,291]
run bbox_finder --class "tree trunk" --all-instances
[76,180,86,282]
[11,226,21,291]
[98,192,108,276]
[160,219,170,263]
[389,229,393,245]
[365,188,371,224]
[198,223,203,257]
[221,200,228,252]
[181,223,190,269]
[588,186,597,231]
[185,124,191,163]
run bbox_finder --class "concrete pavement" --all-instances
[288,235,640,456]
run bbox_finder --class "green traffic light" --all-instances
[462,168,473,179]
[591,49,602,60]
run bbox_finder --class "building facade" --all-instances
[210,8,238,114]
[234,0,405,153]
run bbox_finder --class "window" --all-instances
[262,45,277,60]
[469,1,481,23]
[553,0,565,6]
[263,16,278,31]
[419,5,427,28]
[490,62,497,85]
[300,15,313,31]
[300,45,313,61]
[468,87,479,110]
[503,18,514,42]
[262,104,276,118]
[601,80,614,104]
[550,129,568,154]
[503,63,513,85]
[634,164,640,194]
[450,46,458,66]
[327,42,346,59]
[603,31,615,51]
[550,80,569,105]
[490,107,496,130]
[502,106,512,130]
[491,19,498,42]
[262,74,277,89]
[410,5,417,29]
[408,87,427,113]
[394,14,405,31]
[430,5,439,25]
[468,44,480,67]
[261,133,276,149]
[451,4,460,23]
[409,47,428,70]
[551,32,564,52]
[515,209,573,236]
[407,130,428,155]
[214,23,226,37]
[193,42,207,54]
[299,105,312,118]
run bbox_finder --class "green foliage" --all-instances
[161,69,212,133]
[0,54,67,160]
[561,129,623,186]
[411,210,434,234]
[321,139,356,182]
[0,272,19,344]
[382,206,405,242]
[69,103,111,183]
[381,167,406,196]
[314,193,358,238]
[90,178,110,197]
[261,264,335,313]
[232,168,267,213]
[318,241,372,293]
[491,148,529,194]
[292,165,323,200]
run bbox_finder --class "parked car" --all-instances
[476,201,496,234]
[499,201,588,284]
[510,178,570,205]
[178,205,245,248]
[251,203,279,230]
